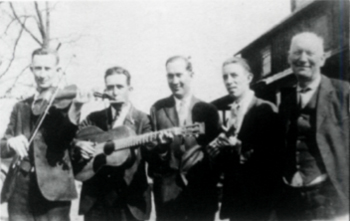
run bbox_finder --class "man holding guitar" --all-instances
[72,66,152,221]
[148,56,221,221]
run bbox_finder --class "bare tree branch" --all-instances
[9,2,42,46]
[34,1,45,43]
[45,1,50,48]
[1,15,35,37]
[48,1,59,12]
[2,17,17,34]
[0,19,26,79]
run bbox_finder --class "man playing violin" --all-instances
[148,56,221,221]
[209,57,283,220]
[0,48,88,221]
[72,66,151,221]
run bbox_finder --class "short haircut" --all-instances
[104,66,131,85]
[165,55,193,72]
[31,48,59,65]
[289,32,324,53]
[222,57,253,76]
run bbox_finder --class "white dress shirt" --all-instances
[111,102,131,128]
[228,90,255,134]
[297,74,321,109]
[174,95,192,126]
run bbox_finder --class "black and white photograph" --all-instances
[0,0,349,220]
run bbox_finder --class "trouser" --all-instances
[154,186,216,221]
[84,197,137,221]
[275,179,343,221]
[7,169,71,221]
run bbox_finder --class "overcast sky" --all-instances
[0,0,290,115]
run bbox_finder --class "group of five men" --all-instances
[1,31,349,221]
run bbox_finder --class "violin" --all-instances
[32,85,116,116]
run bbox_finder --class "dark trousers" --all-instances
[84,198,137,221]
[276,179,342,221]
[154,189,216,221]
[7,169,71,221]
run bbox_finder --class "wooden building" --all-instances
[235,0,349,104]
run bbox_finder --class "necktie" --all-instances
[229,103,240,135]
[111,106,122,128]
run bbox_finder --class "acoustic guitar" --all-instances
[74,123,205,181]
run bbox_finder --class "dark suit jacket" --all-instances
[1,97,78,202]
[280,75,349,209]
[212,95,283,220]
[149,96,221,219]
[72,105,151,220]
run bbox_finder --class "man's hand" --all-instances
[7,135,29,159]
[74,140,95,160]
[151,131,174,154]
[69,88,93,125]
[157,131,174,145]
[207,133,241,157]
[73,88,93,107]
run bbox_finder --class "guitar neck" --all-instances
[113,128,179,151]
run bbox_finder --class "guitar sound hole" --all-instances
[104,140,115,155]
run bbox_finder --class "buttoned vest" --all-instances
[285,88,327,185]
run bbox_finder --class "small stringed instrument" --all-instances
[74,123,205,181]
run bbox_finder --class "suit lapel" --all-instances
[239,96,257,136]
[124,105,136,131]
[316,76,333,130]
[164,96,179,126]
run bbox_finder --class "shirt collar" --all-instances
[230,89,254,109]
[111,101,130,117]
[173,93,192,108]
[33,91,40,101]
[297,74,321,93]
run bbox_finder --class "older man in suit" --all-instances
[276,32,349,220]
[149,56,221,221]
[72,66,151,221]
[0,48,82,221]
[209,57,283,220]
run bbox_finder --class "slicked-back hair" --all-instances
[222,57,253,77]
[104,66,131,85]
[165,55,193,72]
[31,48,59,65]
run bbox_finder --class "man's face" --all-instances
[105,74,131,104]
[166,59,193,99]
[222,63,252,100]
[31,54,58,90]
[288,37,325,82]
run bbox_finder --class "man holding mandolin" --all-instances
[210,57,283,221]
[72,66,152,221]
[0,48,89,221]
